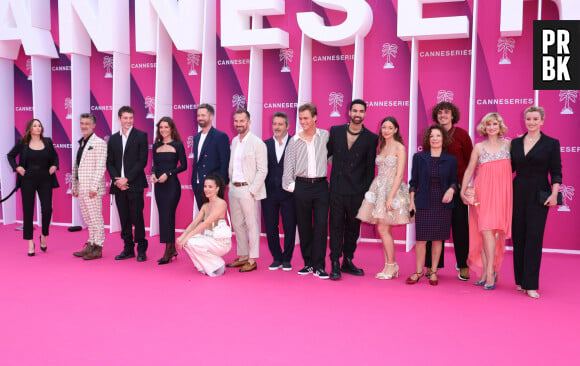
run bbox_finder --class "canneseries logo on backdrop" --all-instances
[437,90,454,103]
[497,38,515,64]
[187,53,200,76]
[559,185,575,212]
[145,96,155,119]
[65,97,72,119]
[382,43,398,69]
[26,58,32,80]
[534,20,580,90]
[559,90,577,114]
[103,56,113,78]
[329,92,344,117]
[280,48,293,72]
[232,94,246,110]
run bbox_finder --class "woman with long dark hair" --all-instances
[406,125,457,286]
[177,174,232,277]
[151,117,187,264]
[357,117,410,279]
[7,119,59,256]
[511,106,562,299]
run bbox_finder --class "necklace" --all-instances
[347,123,362,135]
[526,134,540,143]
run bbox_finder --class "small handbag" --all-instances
[537,190,563,206]
[213,210,232,239]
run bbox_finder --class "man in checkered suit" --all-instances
[72,113,107,260]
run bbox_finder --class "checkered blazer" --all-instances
[72,134,107,195]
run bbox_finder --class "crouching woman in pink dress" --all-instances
[177,174,232,277]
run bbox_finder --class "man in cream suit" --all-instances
[72,113,108,260]
[225,109,268,272]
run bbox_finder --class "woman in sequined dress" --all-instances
[357,117,410,280]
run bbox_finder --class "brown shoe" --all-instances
[458,267,470,281]
[73,243,92,257]
[83,245,103,260]
[239,262,257,272]
[226,258,249,268]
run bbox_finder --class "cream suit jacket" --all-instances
[72,134,107,195]
[228,132,268,200]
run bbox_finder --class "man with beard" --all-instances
[327,99,378,280]
[191,103,230,209]
[262,112,296,271]
[225,109,268,272]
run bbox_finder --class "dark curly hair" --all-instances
[422,125,452,151]
[202,173,226,204]
[431,101,460,125]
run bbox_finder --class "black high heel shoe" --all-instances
[28,241,35,256]
[158,243,178,265]
[40,235,47,252]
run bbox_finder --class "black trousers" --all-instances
[294,179,329,270]
[155,177,181,244]
[193,184,204,210]
[115,190,147,253]
[425,191,469,269]
[261,193,296,263]
[512,184,549,290]
[329,191,365,262]
[20,174,53,240]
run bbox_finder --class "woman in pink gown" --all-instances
[177,174,232,277]
[460,113,512,290]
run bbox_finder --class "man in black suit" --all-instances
[191,103,230,209]
[262,112,296,271]
[327,99,378,280]
[106,106,149,262]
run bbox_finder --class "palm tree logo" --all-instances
[65,97,73,119]
[280,48,293,72]
[65,173,73,194]
[382,43,398,69]
[437,90,454,103]
[187,53,200,76]
[145,96,155,119]
[232,94,246,109]
[103,55,113,78]
[329,92,344,117]
[187,136,194,158]
[26,58,32,80]
[146,174,154,197]
[497,38,515,65]
[559,90,577,115]
[558,185,574,212]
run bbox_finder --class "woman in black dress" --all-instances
[7,119,59,256]
[151,117,187,264]
[407,125,457,286]
[511,106,562,299]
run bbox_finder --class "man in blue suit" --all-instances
[191,103,230,209]
[262,112,296,271]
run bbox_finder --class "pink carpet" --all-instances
[0,223,578,366]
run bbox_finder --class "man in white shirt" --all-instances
[226,109,268,272]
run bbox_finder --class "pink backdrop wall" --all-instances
[7,0,579,251]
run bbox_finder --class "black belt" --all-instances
[296,177,326,184]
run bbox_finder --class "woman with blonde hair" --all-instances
[460,113,512,290]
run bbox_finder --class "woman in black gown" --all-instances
[151,117,187,264]
[7,118,59,256]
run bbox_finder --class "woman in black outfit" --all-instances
[151,117,187,264]
[511,106,562,299]
[7,119,59,256]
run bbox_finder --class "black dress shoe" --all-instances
[330,260,342,280]
[341,258,364,276]
[137,253,147,262]
[115,250,135,260]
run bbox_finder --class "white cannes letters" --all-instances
[220,0,289,49]
[501,0,580,36]
[397,0,469,40]
[296,0,373,47]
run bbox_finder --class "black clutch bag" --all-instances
[537,190,562,206]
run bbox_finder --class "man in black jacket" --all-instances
[327,99,378,280]
[106,106,149,262]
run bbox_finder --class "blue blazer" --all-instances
[191,127,230,191]
[409,151,457,209]
[264,135,293,201]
